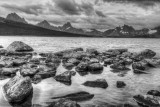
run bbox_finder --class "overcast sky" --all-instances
[0,0,160,30]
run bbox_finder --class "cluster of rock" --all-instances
[1,41,160,107]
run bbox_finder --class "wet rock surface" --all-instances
[1,41,160,107]
[2,74,33,103]
[83,79,108,89]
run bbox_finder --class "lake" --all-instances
[0,36,160,107]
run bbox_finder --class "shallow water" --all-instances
[0,36,160,107]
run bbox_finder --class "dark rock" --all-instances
[0,67,19,76]
[20,66,39,77]
[51,91,94,102]
[121,52,132,58]
[108,49,128,54]
[86,48,99,55]
[116,81,126,88]
[110,63,130,71]
[147,90,160,97]
[54,71,73,85]
[75,62,89,74]
[32,74,42,84]
[132,61,149,74]
[29,58,40,64]
[0,49,7,55]
[67,58,80,65]
[11,59,26,67]
[7,41,34,52]
[48,98,80,107]
[139,49,156,59]
[0,45,3,48]
[54,48,83,57]
[2,74,33,103]
[88,63,103,74]
[133,95,160,107]
[104,58,113,65]
[83,79,108,89]
[37,65,57,79]
[145,59,160,67]
[123,58,133,65]
[63,51,89,60]
[63,63,75,70]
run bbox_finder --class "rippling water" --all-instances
[0,36,160,107]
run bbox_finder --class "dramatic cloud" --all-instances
[95,10,106,17]
[0,0,160,30]
[1,4,44,15]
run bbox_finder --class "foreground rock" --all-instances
[133,95,160,107]
[7,41,34,52]
[48,99,80,107]
[52,91,94,102]
[2,74,33,103]
[83,79,108,89]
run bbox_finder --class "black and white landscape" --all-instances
[1,0,160,107]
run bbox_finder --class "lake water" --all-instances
[0,36,160,107]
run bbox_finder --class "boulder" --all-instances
[20,67,39,77]
[133,95,160,107]
[63,51,89,60]
[132,61,149,74]
[48,98,80,107]
[116,81,126,88]
[110,63,130,71]
[7,41,34,52]
[0,67,19,76]
[54,71,73,85]
[37,65,57,79]
[83,79,108,89]
[86,48,99,55]
[147,90,160,97]
[2,74,33,103]
[104,58,113,66]
[32,74,42,84]
[51,91,94,102]
[0,45,3,48]
[108,49,128,54]
[63,63,75,70]
[67,58,80,66]
[88,63,103,74]
[139,49,156,59]
[75,62,89,74]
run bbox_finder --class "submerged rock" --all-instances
[83,79,108,89]
[51,91,94,102]
[7,41,34,52]
[116,81,126,88]
[2,74,33,103]
[133,95,160,107]
[48,98,80,107]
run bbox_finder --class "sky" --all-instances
[0,0,160,30]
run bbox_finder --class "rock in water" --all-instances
[116,81,126,88]
[83,79,108,89]
[7,41,34,52]
[139,49,156,59]
[48,98,80,107]
[51,91,94,102]
[2,74,33,103]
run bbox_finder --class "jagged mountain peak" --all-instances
[6,13,27,24]
[37,20,51,26]
[62,22,72,28]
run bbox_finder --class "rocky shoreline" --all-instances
[0,41,160,107]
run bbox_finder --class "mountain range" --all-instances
[0,13,159,38]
